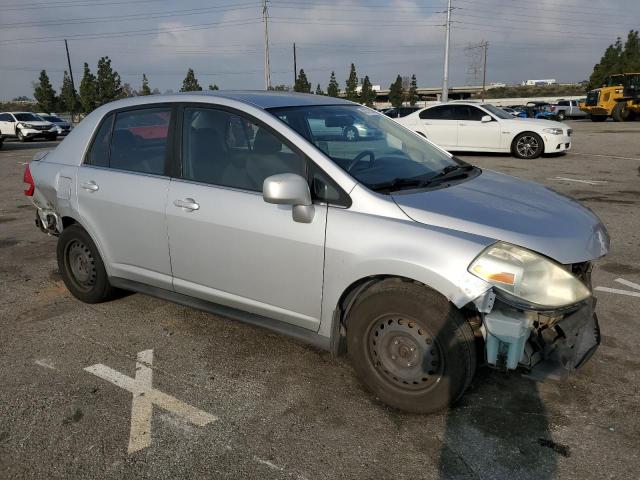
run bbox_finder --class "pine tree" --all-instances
[180,68,202,92]
[208,84,219,90]
[59,71,78,113]
[620,30,640,72]
[327,71,340,97]
[345,63,359,102]
[315,83,325,95]
[389,74,405,108]
[589,38,623,89]
[79,63,98,113]
[140,74,151,96]
[360,76,376,106]
[33,70,57,113]
[408,74,419,106]
[96,56,122,105]
[294,69,311,93]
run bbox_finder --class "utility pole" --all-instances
[441,0,452,102]
[481,41,488,102]
[293,42,297,87]
[262,0,272,90]
[64,39,77,121]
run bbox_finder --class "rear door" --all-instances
[165,104,327,330]
[77,105,175,289]
[456,105,501,150]
[417,105,458,148]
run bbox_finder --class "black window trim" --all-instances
[82,103,177,178]
[175,102,352,208]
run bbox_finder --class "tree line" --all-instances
[33,58,418,114]
[290,63,419,108]
[589,30,640,89]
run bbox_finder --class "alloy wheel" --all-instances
[516,135,539,158]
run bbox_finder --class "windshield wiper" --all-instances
[370,177,429,192]
[427,164,475,184]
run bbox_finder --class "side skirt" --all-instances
[110,277,332,352]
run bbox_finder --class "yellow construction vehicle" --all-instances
[580,73,640,122]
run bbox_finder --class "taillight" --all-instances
[23,164,35,196]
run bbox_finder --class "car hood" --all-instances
[21,121,52,127]
[392,170,609,264]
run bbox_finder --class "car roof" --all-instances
[2,111,36,115]
[176,90,353,109]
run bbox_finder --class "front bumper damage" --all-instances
[476,290,600,380]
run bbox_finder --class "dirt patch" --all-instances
[0,238,19,248]
[600,262,640,275]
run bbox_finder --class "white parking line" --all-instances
[84,349,218,454]
[570,152,640,161]
[549,177,607,185]
[34,359,56,370]
[595,278,640,298]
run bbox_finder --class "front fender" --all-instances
[318,207,493,337]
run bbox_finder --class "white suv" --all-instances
[0,111,57,141]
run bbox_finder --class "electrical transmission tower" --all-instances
[464,41,488,98]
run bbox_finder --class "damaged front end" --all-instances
[468,243,602,380]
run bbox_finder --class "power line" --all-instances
[0,0,172,11]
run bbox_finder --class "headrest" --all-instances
[253,127,282,154]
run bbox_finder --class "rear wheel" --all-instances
[590,115,607,122]
[512,132,544,159]
[57,224,116,303]
[346,279,476,413]
[612,102,632,122]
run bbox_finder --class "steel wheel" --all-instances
[367,314,443,391]
[64,239,97,292]
[516,134,540,158]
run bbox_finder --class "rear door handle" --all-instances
[81,181,99,192]
[173,198,199,211]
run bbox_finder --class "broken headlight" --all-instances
[468,242,591,309]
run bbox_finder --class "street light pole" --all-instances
[262,0,272,90]
[441,0,452,102]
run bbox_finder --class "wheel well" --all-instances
[333,275,438,356]
[61,216,77,229]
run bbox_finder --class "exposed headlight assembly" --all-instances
[20,123,34,129]
[469,242,590,309]
[543,128,563,135]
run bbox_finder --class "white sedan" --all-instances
[395,102,572,159]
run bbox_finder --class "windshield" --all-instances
[482,104,513,119]
[14,113,41,121]
[268,104,464,191]
[42,115,63,122]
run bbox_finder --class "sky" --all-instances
[1,0,639,100]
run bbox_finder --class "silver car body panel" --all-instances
[28,91,609,352]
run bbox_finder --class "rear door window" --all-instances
[86,113,113,167]
[419,105,455,120]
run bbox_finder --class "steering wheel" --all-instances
[347,150,376,172]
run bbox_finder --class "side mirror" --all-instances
[481,115,492,123]
[263,173,314,223]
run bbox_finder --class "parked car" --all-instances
[0,111,57,141]
[554,99,587,120]
[37,113,73,136]
[308,113,383,141]
[382,106,421,118]
[395,101,572,159]
[500,107,519,116]
[523,102,559,120]
[24,92,607,413]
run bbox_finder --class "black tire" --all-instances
[57,224,116,303]
[47,134,58,141]
[343,126,359,142]
[590,115,607,122]
[346,279,476,413]
[511,131,544,159]
[556,111,565,121]
[612,101,631,122]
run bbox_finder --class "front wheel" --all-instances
[612,102,632,122]
[346,279,476,413]
[17,128,26,142]
[512,132,544,159]
[343,126,359,142]
[57,224,116,303]
[556,111,566,121]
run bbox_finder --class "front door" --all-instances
[456,105,502,150]
[77,106,174,289]
[166,105,326,330]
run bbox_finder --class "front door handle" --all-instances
[173,198,199,211]
[81,181,99,192]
